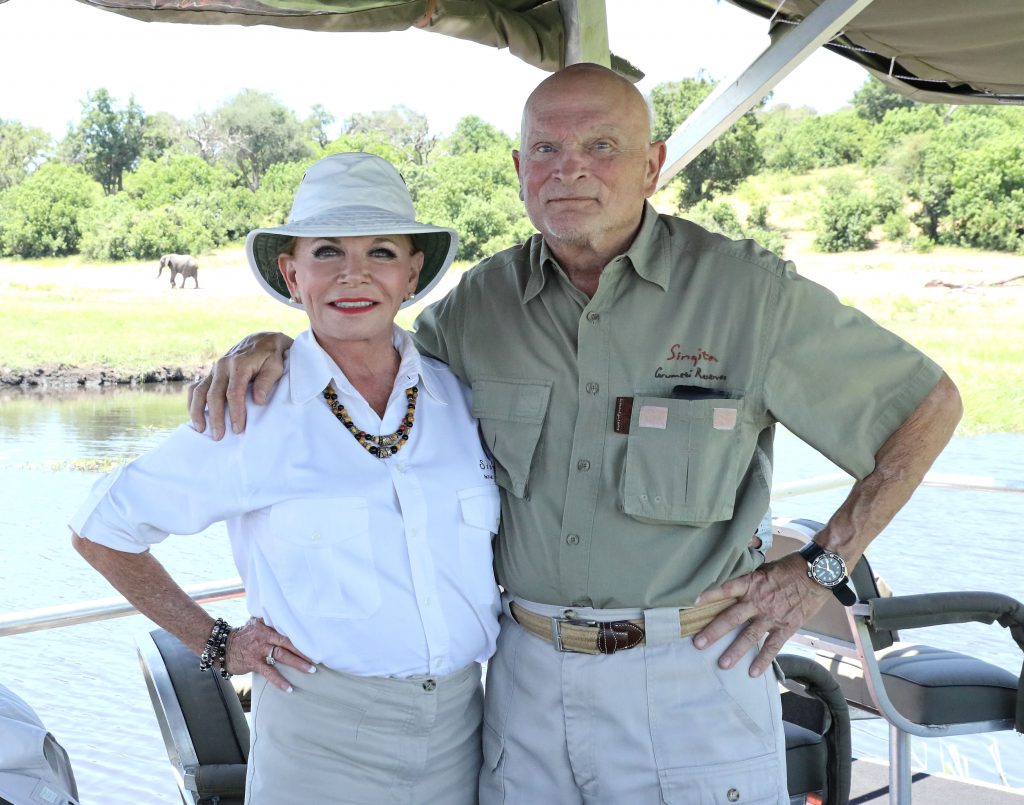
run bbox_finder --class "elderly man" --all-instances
[192,64,961,804]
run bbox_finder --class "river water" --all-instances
[1,385,1022,802]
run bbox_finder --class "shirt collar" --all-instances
[523,202,671,303]
[288,327,446,405]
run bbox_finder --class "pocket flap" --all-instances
[471,377,552,424]
[458,485,501,533]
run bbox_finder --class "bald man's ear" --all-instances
[644,141,667,197]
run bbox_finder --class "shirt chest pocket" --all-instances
[457,485,502,606]
[471,377,552,499]
[620,396,745,527]
[268,496,380,619]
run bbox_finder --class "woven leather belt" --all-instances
[509,597,738,655]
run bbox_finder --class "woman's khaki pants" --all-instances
[246,661,483,805]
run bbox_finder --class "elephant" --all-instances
[157,254,199,289]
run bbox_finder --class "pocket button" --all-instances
[727,789,740,803]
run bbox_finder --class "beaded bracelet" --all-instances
[198,618,233,678]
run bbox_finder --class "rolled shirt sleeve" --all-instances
[763,263,943,480]
[69,422,249,553]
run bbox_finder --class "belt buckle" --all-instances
[550,614,597,653]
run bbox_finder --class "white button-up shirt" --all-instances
[71,328,501,678]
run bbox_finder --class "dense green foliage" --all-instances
[408,117,532,261]
[0,163,101,256]
[1,76,1022,261]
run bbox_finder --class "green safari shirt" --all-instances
[412,204,942,609]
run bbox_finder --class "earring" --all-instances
[404,292,415,301]
[290,294,302,304]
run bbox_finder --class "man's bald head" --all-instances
[521,63,652,145]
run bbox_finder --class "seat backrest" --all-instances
[769,518,896,651]
[136,629,249,805]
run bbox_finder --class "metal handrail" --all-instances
[771,470,1024,499]
[2,471,1020,638]
[0,578,244,638]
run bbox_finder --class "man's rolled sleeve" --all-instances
[763,266,944,479]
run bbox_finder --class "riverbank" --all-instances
[2,240,1022,431]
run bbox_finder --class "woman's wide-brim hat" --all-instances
[246,152,458,310]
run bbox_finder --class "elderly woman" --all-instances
[70,153,501,805]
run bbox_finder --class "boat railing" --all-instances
[3,471,1021,639]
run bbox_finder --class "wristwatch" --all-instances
[798,541,857,606]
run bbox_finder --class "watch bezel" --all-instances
[807,551,849,588]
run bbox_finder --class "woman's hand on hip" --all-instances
[226,616,316,692]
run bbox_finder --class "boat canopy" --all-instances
[37,0,1024,106]
[725,0,1024,105]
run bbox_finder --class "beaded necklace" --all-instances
[322,384,418,459]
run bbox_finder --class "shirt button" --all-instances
[585,382,599,395]
[577,459,591,472]
[727,789,740,803]
[566,534,580,545]
[422,679,436,692]
[311,532,321,542]
[396,462,407,473]
[433,659,443,670]
[586,312,600,322]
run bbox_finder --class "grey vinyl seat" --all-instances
[769,518,1024,805]
[778,653,852,805]
[136,628,249,805]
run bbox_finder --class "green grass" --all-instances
[846,293,1024,434]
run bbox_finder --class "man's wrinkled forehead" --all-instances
[520,68,652,143]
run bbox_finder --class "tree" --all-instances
[408,119,531,261]
[0,162,101,257]
[851,78,917,124]
[761,109,871,173]
[305,104,335,150]
[139,111,193,162]
[444,116,511,156]
[60,88,145,194]
[213,89,312,190]
[0,120,50,191]
[905,107,1018,241]
[343,106,435,165]
[650,76,763,207]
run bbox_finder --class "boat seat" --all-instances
[778,652,852,805]
[136,629,249,805]
[769,518,1024,805]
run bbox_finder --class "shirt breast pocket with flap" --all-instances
[620,395,745,527]
[268,496,380,619]
[471,377,552,499]
[457,484,502,605]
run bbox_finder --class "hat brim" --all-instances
[246,206,458,311]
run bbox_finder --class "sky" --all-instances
[0,0,870,140]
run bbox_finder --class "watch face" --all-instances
[810,553,847,587]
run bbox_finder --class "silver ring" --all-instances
[265,647,277,666]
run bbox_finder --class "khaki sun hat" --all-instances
[246,152,458,310]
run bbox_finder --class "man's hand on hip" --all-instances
[691,553,830,677]
[188,331,294,439]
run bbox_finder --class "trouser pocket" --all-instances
[659,753,784,804]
